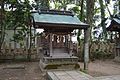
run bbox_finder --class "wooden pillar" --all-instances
[49,33,53,57]
[119,32,120,57]
[84,29,89,70]
[65,35,68,48]
[69,34,73,56]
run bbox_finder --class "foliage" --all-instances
[93,0,119,41]
[99,0,107,40]
[91,49,114,60]
[22,0,120,43]
[1,0,119,47]
[51,0,75,10]
[35,0,49,9]
[0,0,33,49]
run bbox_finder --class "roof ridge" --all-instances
[35,9,74,16]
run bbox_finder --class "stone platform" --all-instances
[47,70,120,80]
[39,53,79,71]
[47,70,95,80]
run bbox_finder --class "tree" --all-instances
[0,0,5,51]
[77,0,84,46]
[6,0,32,47]
[119,0,120,15]
[84,0,95,70]
[35,0,49,10]
[0,0,33,61]
[99,0,107,40]
[51,0,73,10]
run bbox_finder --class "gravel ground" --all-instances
[0,62,45,80]
[0,60,120,80]
[79,59,120,77]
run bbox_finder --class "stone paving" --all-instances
[47,70,95,80]
[47,70,120,80]
[95,75,120,80]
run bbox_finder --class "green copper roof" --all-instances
[31,10,89,29]
[32,13,87,25]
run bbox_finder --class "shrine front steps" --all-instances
[39,61,80,72]
[39,56,79,71]
[53,48,68,53]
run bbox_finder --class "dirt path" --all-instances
[0,62,45,80]
[79,60,120,77]
[0,60,120,80]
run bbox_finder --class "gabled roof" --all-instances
[31,10,89,30]
[107,15,120,32]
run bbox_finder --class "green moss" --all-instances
[44,64,59,69]
[44,63,79,69]
[74,64,80,69]
[80,69,88,73]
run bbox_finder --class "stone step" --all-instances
[53,48,68,53]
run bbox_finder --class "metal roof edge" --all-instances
[34,22,88,29]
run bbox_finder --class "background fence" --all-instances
[0,41,116,61]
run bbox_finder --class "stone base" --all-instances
[39,57,80,71]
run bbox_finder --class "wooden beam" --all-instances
[34,22,88,29]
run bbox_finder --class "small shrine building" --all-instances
[31,10,89,70]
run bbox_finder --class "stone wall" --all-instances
[0,48,39,60]
[73,41,116,60]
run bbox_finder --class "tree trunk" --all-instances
[77,0,84,46]
[13,29,16,59]
[63,0,67,10]
[27,24,32,61]
[99,0,107,40]
[119,0,120,15]
[0,1,5,51]
[80,0,84,21]
[84,0,94,71]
